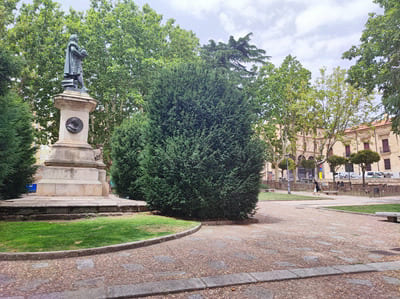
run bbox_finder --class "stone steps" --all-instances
[0,196,148,221]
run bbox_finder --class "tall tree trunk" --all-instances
[362,170,366,188]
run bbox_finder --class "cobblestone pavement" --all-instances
[0,192,399,298]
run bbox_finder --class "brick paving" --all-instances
[0,192,399,298]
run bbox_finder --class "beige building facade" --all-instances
[263,119,400,181]
[332,119,400,179]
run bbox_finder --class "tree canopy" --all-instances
[201,33,269,86]
[343,0,400,132]
[326,155,347,186]
[2,0,200,166]
[252,55,311,181]
[309,67,376,165]
[349,149,380,187]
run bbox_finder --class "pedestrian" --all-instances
[314,180,321,195]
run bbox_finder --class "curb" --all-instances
[0,223,201,261]
[27,261,400,298]
[318,207,386,217]
[201,218,259,225]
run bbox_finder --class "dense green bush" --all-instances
[0,48,36,199]
[0,93,37,199]
[110,112,147,200]
[141,63,265,220]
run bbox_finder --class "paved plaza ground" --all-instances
[0,191,399,298]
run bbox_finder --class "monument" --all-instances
[37,35,108,196]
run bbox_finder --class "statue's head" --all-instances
[69,34,78,42]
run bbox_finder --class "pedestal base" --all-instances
[36,166,108,196]
[44,142,98,168]
[35,90,108,197]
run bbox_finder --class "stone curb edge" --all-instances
[317,207,388,217]
[26,261,400,299]
[0,223,202,261]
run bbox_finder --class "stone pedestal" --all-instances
[37,90,108,196]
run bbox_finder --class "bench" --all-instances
[375,212,400,223]
[323,191,338,195]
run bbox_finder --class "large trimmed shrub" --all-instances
[110,112,147,200]
[0,48,36,199]
[141,63,265,220]
[0,92,37,199]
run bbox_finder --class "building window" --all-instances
[345,145,351,157]
[364,142,370,150]
[384,158,391,170]
[345,163,354,173]
[366,164,372,171]
[382,139,390,153]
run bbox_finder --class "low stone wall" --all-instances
[264,181,313,192]
[263,180,400,197]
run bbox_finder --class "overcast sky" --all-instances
[46,0,382,79]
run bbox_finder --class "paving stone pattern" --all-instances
[346,278,374,287]
[76,259,94,270]
[243,285,274,299]
[1,193,400,298]
[122,263,145,272]
[382,275,400,285]
[31,263,49,269]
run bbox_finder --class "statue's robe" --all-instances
[64,41,86,77]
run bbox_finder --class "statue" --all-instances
[62,34,88,91]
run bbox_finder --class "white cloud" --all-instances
[295,0,377,36]
[164,0,381,78]
[219,12,236,33]
[169,0,223,17]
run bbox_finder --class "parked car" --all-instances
[334,172,349,179]
[365,171,384,178]
[383,172,393,178]
[334,172,361,179]
[349,173,361,179]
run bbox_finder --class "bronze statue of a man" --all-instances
[63,34,88,90]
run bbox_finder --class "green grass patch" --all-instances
[0,214,198,252]
[326,204,400,214]
[258,192,328,201]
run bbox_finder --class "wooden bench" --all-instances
[375,212,400,223]
[323,190,338,195]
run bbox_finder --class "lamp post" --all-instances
[286,155,291,194]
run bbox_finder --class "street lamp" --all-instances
[286,155,291,194]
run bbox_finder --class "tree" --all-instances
[343,0,400,132]
[300,158,316,179]
[349,150,380,187]
[0,0,18,40]
[307,67,376,169]
[326,155,347,187]
[201,33,269,86]
[141,63,265,220]
[0,46,20,96]
[80,1,200,165]
[110,112,147,200]
[3,0,200,167]
[252,55,311,181]
[0,47,36,199]
[5,0,67,144]
[278,158,295,179]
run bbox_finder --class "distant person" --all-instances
[314,180,321,195]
